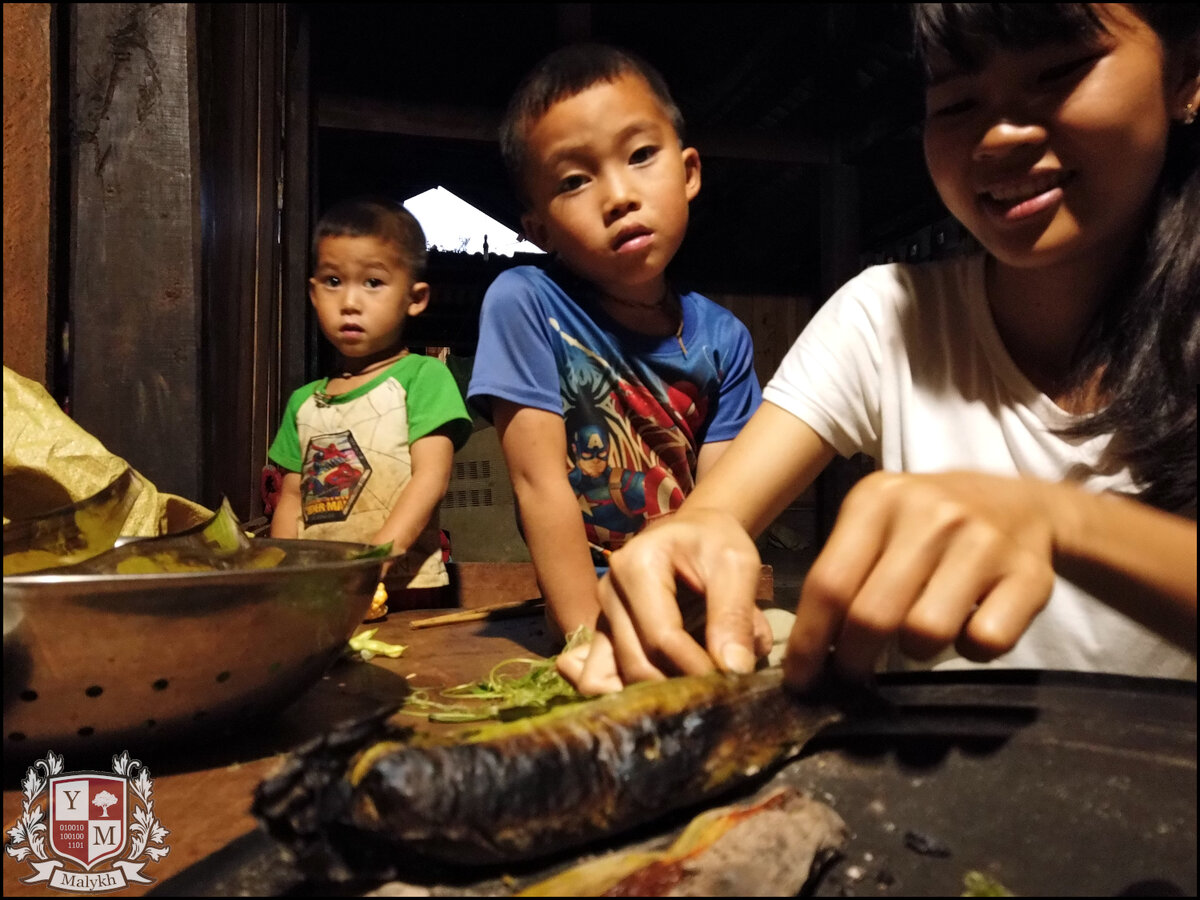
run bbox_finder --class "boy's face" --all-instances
[309,234,429,360]
[519,73,701,305]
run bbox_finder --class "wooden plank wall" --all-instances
[706,292,817,516]
[68,3,202,502]
[2,3,53,388]
[706,292,812,397]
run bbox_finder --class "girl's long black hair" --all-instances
[913,3,1200,515]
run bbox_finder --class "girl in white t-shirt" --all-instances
[562,3,1199,693]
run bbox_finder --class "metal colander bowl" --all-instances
[3,539,385,758]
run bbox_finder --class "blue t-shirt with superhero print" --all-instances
[468,264,761,551]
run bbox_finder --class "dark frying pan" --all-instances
[148,669,1196,897]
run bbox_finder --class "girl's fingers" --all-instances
[822,519,1054,679]
[893,521,1055,661]
[784,499,888,689]
[781,471,1061,688]
[831,540,945,680]
[752,606,775,658]
[554,639,590,684]
[690,541,763,673]
[598,568,691,684]
[955,566,1055,662]
[884,521,1003,660]
[606,525,727,678]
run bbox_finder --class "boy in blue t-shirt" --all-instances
[468,44,761,640]
[270,197,472,594]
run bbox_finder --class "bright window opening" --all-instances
[403,187,544,257]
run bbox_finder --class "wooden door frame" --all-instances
[195,2,312,520]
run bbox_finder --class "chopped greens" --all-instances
[962,870,1015,897]
[353,541,394,561]
[400,626,593,723]
[349,627,407,661]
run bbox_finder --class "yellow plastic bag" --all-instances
[3,366,211,536]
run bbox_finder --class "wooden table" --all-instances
[2,605,560,898]
[6,591,1195,898]
[3,560,775,896]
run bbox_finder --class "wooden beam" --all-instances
[69,3,202,502]
[3,3,53,388]
[318,94,500,143]
[195,3,289,520]
[316,94,834,165]
[281,8,315,398]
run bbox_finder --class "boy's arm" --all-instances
[562,402,836,692]
[269,473,302,538]
[370,427,456,554]
[694,439,733,483]
[493,399,602,641]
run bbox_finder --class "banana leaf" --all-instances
[3,468,143,575]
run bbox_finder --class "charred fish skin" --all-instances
[253,668,854,876]
[253,707,406,882]
[345,667,846,864]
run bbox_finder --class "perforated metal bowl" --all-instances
[2,539,384,757]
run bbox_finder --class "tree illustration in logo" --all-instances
[93,790,118,817]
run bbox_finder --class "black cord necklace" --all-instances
[336,350,406,380]
[315,351,407,406]
[602,290,687,356]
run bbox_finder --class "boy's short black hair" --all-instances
[311,195,428,278]
[499,43,686,206]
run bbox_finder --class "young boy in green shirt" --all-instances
[270,197,472,596]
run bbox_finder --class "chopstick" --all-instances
[409,544,611,630]
[408,597,545,629]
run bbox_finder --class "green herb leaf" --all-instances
[401,639,592,724]
[353,542,394,560]
[962,871,1015,897]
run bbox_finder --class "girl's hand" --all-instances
[556,508,773,695]
[784,470,1057,689]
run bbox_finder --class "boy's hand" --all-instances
[555,628,622,695]
[556,508,773,694]
[369,431,455,558]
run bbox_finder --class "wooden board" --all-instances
[68,3,202,502]
[1,607,557,898]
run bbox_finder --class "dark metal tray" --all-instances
[150,669,1197,897]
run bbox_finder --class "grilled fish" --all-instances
[254,666,857,877]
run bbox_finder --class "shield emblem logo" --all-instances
[48,774,129,870]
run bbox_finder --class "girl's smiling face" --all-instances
[922,4,1181,271]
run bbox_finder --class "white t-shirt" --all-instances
[763,254,1195,679]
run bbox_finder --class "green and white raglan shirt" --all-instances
[268,354,472,588]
